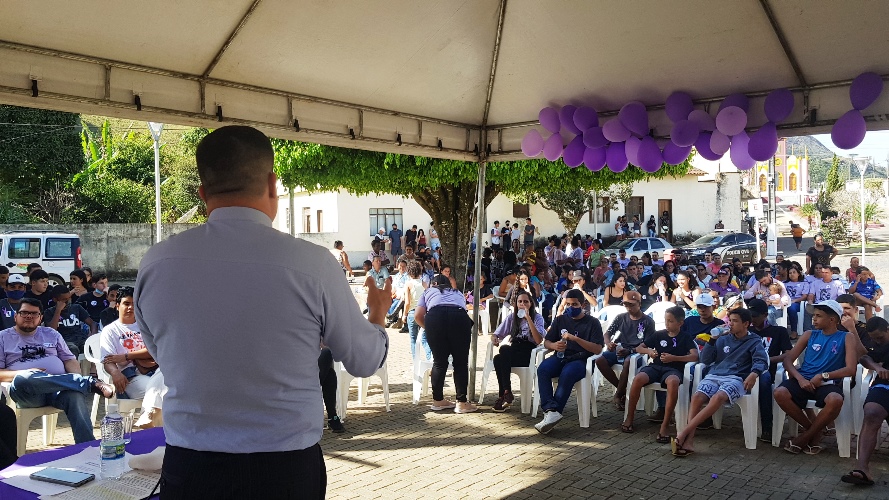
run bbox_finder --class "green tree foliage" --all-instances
[534,190,597,237]
[0,106,83,222]
[272,140,690,281]
[66,174,155,223]
[825,155,844,195]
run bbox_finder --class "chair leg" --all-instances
[379,367,390,412]
[837,403,852,458]
[675,386,688,434]
[16,414,31,456]
[337,375,352,421]
[44,413,59,446]
[738,398,757,450]
[358,378,368,405]
[478,361,493,405]
[590,370,600,418]
[519,372,532,414]
[772,405,786,447]
[578,380,590,428]
[712,407,723,429]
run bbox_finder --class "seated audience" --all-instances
[0,275,28,330]
[100,288,164,401]
[490,290,544,412]
[745,299,792,444]
[23,270,53,311]
[43,285,94,356]
[595,291,656,410]
[849,267,882,320]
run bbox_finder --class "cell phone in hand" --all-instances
[30,467,95,487]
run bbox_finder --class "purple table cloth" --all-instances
[0,427,165,499]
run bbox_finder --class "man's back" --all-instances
[137,207,387,454]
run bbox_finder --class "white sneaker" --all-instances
[534,411,563,434]
[454,401,478,414]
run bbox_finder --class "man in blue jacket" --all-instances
[671,308,768,456]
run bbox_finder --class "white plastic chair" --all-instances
[334,360,390,420]
[84,334,142,426]
[774,305,789,328]
[1,382,63,456]
[771,362,861,458]
[711,373,761,450]
[643,301,673,330]
[469,296,494,335]
[477,339,537,412]
[624,356,700,434]
[596,305,626,333]
[530,348,592,427]
[412,334,446,404]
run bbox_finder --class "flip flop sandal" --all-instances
[823,426,836,436]
[656,433,671,444]
[841,470,875,486]
[670,437,694,457]
[804,445,823,455]
[783,440,803,454]
[620,423,635,433]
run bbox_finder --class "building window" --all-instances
[590,197,611,223]
[302,208,311,233]
[625,196,644,220]
[316,210,323,233]
[789,173,798,191]
[512,203,530,218]
[369,208,403,236]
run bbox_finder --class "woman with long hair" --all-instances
[784,266,809,340]
[670,270,701,311]
[414,274,476,413]
[662,260,678,288]
[417,228,427,249]
[490,289,544,412]
[640,272,669,311]
[602,274,628,307]
[505,270,538,306]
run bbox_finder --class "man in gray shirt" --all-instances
[136,126,391,499]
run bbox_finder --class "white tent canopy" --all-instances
[1,0,888,161]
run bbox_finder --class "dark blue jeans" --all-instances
[9,371,95,443]
[536,355,587,413]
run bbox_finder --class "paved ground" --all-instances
[13,215,889,499]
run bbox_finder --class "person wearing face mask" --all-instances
[0,275,29,330]
[490,290,544,412]
[24,270,53,311]
[534,289,604,434]
[77,273,110,325]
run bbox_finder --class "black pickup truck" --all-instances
[676,232,757,264]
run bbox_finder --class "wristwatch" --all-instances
[822,372,830,380]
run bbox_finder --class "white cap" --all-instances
[8,274,27,284]
[695,293,714,307]
[806,300,843,319]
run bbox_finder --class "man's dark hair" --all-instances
[70,269,87,283]
[19,297,42,313]
[196,126,274,198]
[362,260,372,267]
[754,269,770,281]
[50,285,69,298]
[837,293,856,306]
[333,240,343,248]
[117,287,135,300]
[565,289,585,302]
[90,273,108,285]
[29,270,49,281]
[865,316,889,333]
[108,284,122,293]
[665,306,685,323]
[0,266,8,275]
[26,263,42,273]
[729,308,752,324]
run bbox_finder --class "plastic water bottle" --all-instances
[710,325,728,338]
[557,329,568,358]
[100,404,126,479]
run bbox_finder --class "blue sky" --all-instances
[812,130,889,165]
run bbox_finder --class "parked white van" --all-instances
[1,231,83,286]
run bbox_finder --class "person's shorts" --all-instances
[640,364,682,388]
[601,349,636,366]
[697,374,746,405]
[792,236,802,244]
[864,385,889,415]
[779,378,844,408]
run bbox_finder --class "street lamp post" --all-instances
[852,156,871,265]
[148,122,164,243]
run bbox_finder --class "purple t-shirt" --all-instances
[418,288,467,310]
[0,326,75,374]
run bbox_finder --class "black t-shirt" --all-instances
[546,314,604,357]
[405,229,417,245]
[100,307,119,329]
[43,304,90,342]
[0,299,21,330]
[751,323,792,376]
[24,289,54,311]
[605,313,656,349]
[77,292,109,322]
[681,316,724,338]
[868,342,889,385]
[805,245,835,269]
[840,321,872,351]
[643,329,697,370]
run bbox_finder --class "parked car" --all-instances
[677,232,757,264]
[606,237,674,260]
[0,231,82,286]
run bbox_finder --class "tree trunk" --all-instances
[413,181,499,289]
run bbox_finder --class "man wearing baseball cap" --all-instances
[774,300,859,454]
[0,275,28,330]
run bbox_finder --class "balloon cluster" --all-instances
[523,89,795,172]
[831,72,883,150]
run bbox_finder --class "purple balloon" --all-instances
[602,119,632,142]
[543,134,563,161]
[573,106,599,132]
[625,136,642,165]
[560,105,581,135]
[719,93,749,113]
[688,109,715,131]
[606,142,628,172]
[539,107,561,134]
[709,130,730,156]
[583,126,608,149]
[850,72,884,111]
[521,129,545,157]
[716,106,747,136]
[764,88,794,123]
[663,142,692,165]
[695,132,723,161]
[831,109,867,150]
[619,101,649,137]
[665,91,694,123]
[583,146,607,171]
[730,131,756,170]
[748,122,779,161]
[563,135,586,167]
[670,119,700,147]
[637,136,663,172]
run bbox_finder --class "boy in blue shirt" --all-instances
[849,267,883,320]
[774,300,859,455]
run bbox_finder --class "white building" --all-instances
[273,155,742,265]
